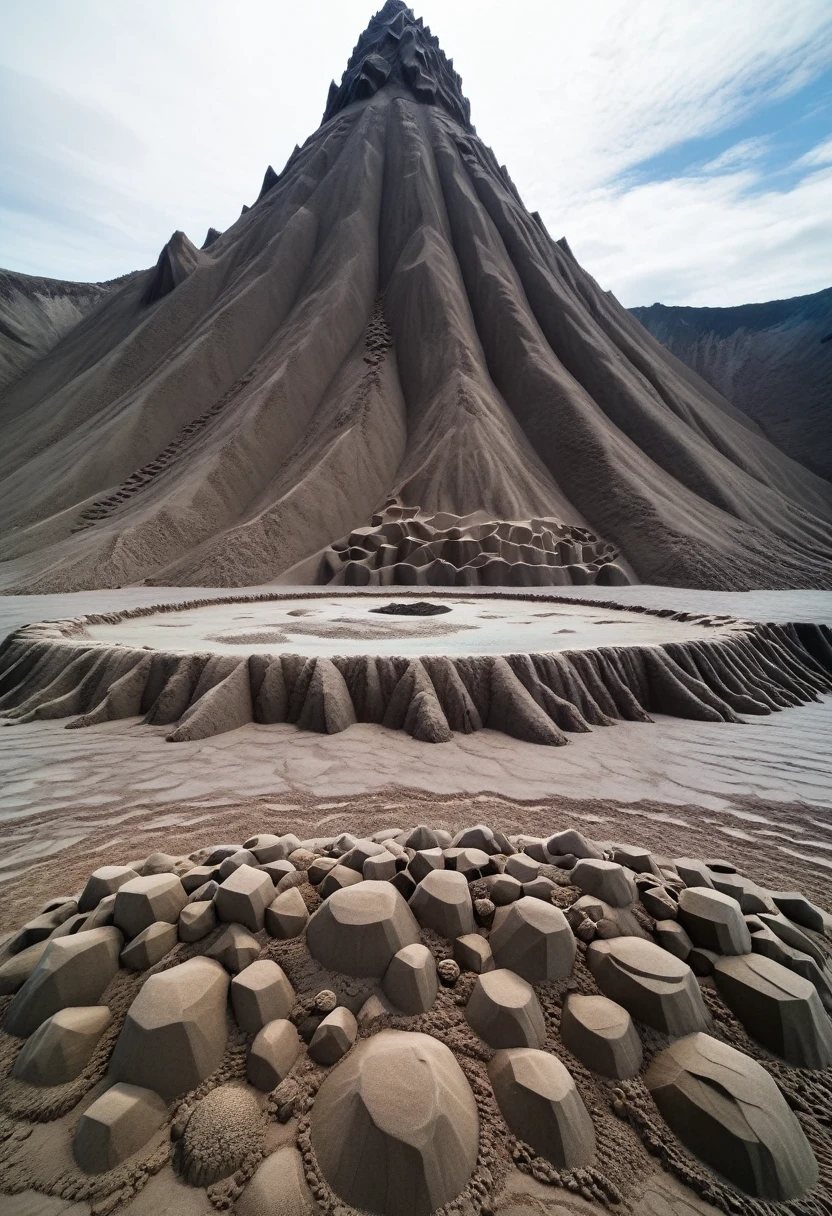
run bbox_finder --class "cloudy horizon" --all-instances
[1,0,831,308]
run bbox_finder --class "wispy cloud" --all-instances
[795,135,832,167]
[701,137,770,174]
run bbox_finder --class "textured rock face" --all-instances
[12,1005,112,1085]
[489,897,575,983]
[560,994,642,1079]
[109,957,229,1098]
[488,1048,596,1168]
[713,953,832,1068]
[586,937,710,1036]
[677,887,752,955]
[645,1033,819,1200]
[5,927,122,1037]
[177,1083,263,1186]
[411,868,475,939]
[311,1029,479,1215]
[466,967,546,1048]
[74,1082,168,1174]
[306,880,420,976]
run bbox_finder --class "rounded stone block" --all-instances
[572,860,637,907]
[237,1145,315,1216]
[547,830,602,860]
[677,887,752,955]
[410,869,475,940]
[215,864,274,933]
[74,1082,168,1173]
[311,1029,479,1215]
[308,1006,357,1065]
[490,897,576,983]
[382,943,438,1014]
[454,933,495,974]
[646,1032,818,1200]
[0,940,50,996]
[488,1047,596,1168]
[207,923,261,974]
[231,959,295,1033]
[5,927,123,1038]
[120,921,178,971]
[178,899,216,942]
[113,874,187,939]
[247,1018,301,1091]
[306,880,420,978]
[78,865,140,913]
[264,886,309,939]
[466,968,546,1048]
[318,864,364,899]
[560,994,642,1078]
[12,1005,112,1085]
[409,847,444,883]
[109,956,229,1099]
[714,953,832,1068]
[587,936,710,1036]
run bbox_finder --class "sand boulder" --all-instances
[560,994,642,1079]
[489,897,575,983]
[306,880,420,977]
[586,937,710,1036]
[411,868,475,939]
[215,864,274,932]
[113,874,187,939]
[120,921,178,970]
[677,887,752,955]
[231,959,295,1033]
[12,1005,112,1085]
[572,860,637,907]
[237,1145,315,1216]
[714,953,832,1068]
[488,1047,596,1168]
[265,887,309,938]
[466,968,546,1048]
[5,927,122,1037]
[309,1006,357,1065]
[382,943,438,1014]
[79,865,140,913]
[247,1018,301,1091]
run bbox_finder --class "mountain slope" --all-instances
[632,289,832,483]
[0,0,830,593]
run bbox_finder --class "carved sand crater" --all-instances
[0,591,830,745]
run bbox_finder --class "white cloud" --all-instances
[700,137,770,174]
[795,136,832,167]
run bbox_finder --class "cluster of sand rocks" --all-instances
[1,821,831,1215]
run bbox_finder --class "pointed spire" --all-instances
[257,165,279,201]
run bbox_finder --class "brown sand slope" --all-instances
[0,0,831,593]
[632,288,832,483]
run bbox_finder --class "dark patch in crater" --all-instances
[370,601,452,616]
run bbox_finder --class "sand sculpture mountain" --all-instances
[633,287,832,484]
[0,0,831,593]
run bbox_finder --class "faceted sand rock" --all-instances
[5,927,122,1037]
[74,1082,168,1174]
[78,865,140,913]
[318,864,364,898]
[646,1032,819,1200]
[215,864,274,932]
[466,968,546,1048]
[207,923,261,973]
[120,921,178,970]
[237,1145,316,1216]
[311,1029,479,1216]
[264,887,309,938]
[410,869,475,940]
[454,933,495,974]
[490,897,576,983]
[0,940,50,995]
[654,920,693,961]
[247,1018,301,1091]
[547,830,603,860]
[231,959,295,1033]
[560,994,642,1079]
[714,953,832,1068]
[109,957,229,1098]
[382,943,438,1014]
[306,880,420,977]
[572,860,637,907]
[488,1048,596,1168]
[677,887,752,955]
[178,899,216,942]
[12,1005,112,1085]
[113,874,187,939]
[587,937,710,1036]
[309,1006,358,1065]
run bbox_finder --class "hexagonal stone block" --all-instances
[237,1145,315,1216]
[490,897,576,983]
[181,865,218,894]
[677,887,752,955]
[308,856,339,885]
[466,968,546,1048]
[309,1007,358,1065]
[586,936,710,1036]
[319,864,364,899]
[488,1048,595,1168]
[646,1032,818,1200]
[109,956,229,1098]
[560,994,642,1079]
[265,887,308,938]
[78,865,140,913]
[83,893,118,930]
[247,1018,301,1091]
[410,869,475,940]
[5,927,122,1038]
[231,959,294,1033]
[409,848,444,883]
[640,886,679,921]
[311,1029,478,1214]
[612,844,661,875]
[259,859,296,884]
[178,900,216,943]
[74,1082,168,1173]
[572,860,637,907]
[306,880,420,978]
[402,825,440,850]
[113,874,187,939]
[207,923,261,974]
[340,839,387,872]
[363,851,398,881]
[713,953,832,1068]
[215,864,274,933]
[12,1005,112,1085]
[218,849,258,879]
[488,875,523,906]
[654,920,693,961]
[454,934,495,974]
[120,921,178,971]
[382,943,438,1014]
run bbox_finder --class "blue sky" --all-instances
[0,0,830,307]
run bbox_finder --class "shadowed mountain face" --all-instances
[0,0,830,593]
[632,289,832,485]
